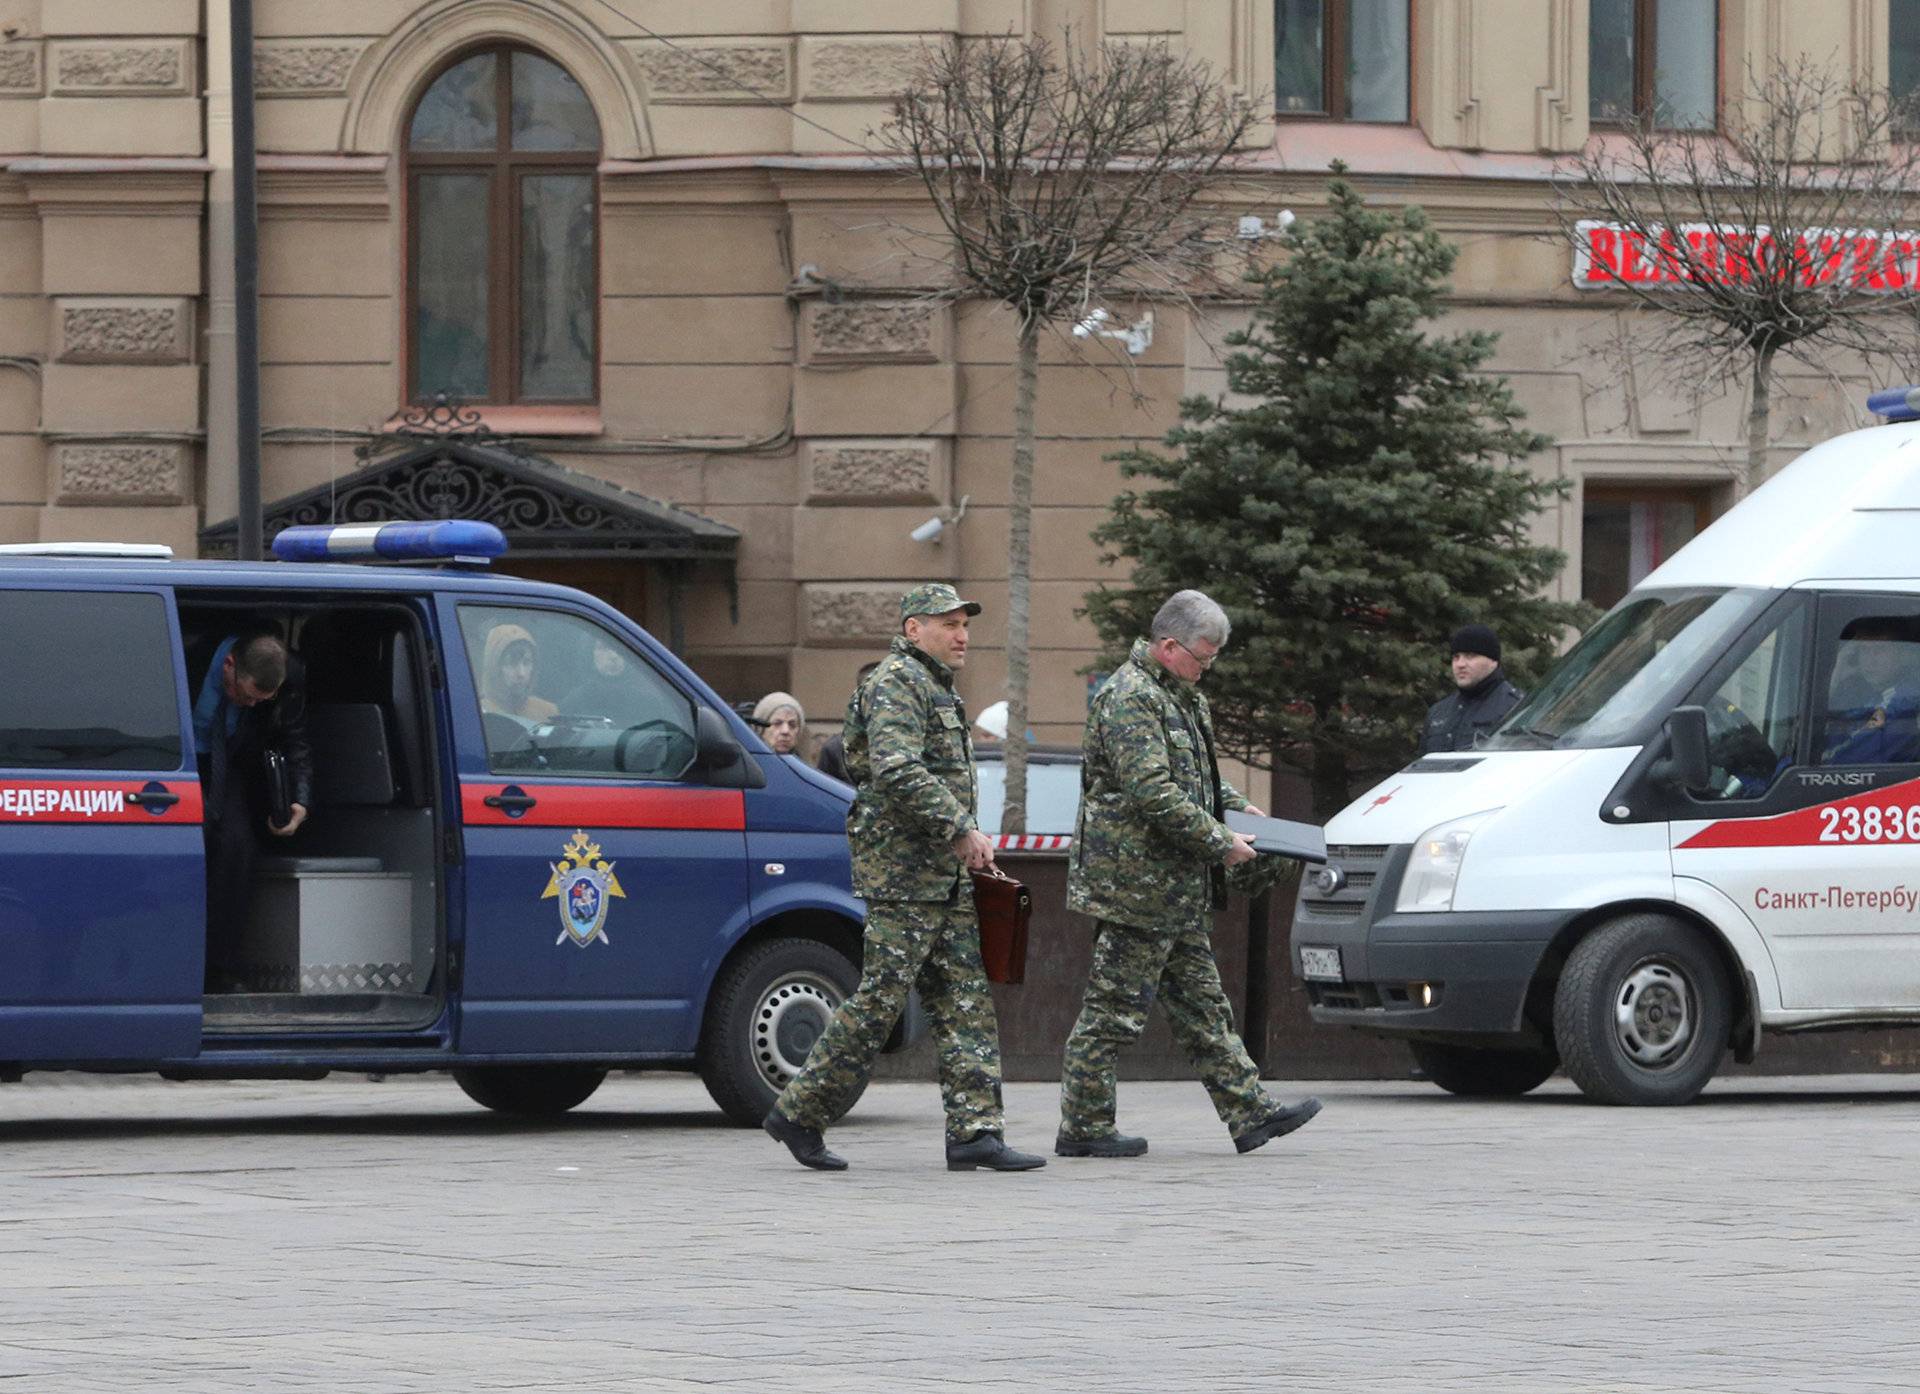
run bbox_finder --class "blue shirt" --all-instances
[192,636,242,757]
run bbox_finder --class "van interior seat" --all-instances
[307,703,398,805]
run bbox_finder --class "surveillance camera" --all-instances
[1277,209,1297,230]
[1072,308,1112,337]
[909,516,945,543]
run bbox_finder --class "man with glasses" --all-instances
[1057,590,1323,1159]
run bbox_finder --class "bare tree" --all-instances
[878,33,1258,833]
[1552,59,1920,492]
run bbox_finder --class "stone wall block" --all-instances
[255,41,371,96]
[805,438,947,504]
[54,297,194,365]
[802,582,908,645]
[49,40,195,95]
[53,441,190,505]
[632,40,794,102]
[0,44,43,95]
[803,299,944,363]
[800,37,932,100]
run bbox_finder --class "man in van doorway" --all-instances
[194,631,313,993]
[763,583,1045,1173]
[1418,624,1525,755]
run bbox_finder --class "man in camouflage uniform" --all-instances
[765,583,1046,1173]
[1058,590,1323,1158]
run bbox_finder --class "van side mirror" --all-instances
[696,705,743,766]
[691,706,765,789]
[1660,706,1711,792]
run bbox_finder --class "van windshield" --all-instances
[1484,589,1769,751]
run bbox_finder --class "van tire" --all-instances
[699,938,861,1128]
[1554,913,1730,1105]
[1408,1041,1558,1097]
[453,1065,608,1117]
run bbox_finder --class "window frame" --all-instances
[0,585,186,773]
[455,601,702,783]
[404,44,602,408]
[1273,0,1414,125]
[1807,593,1920,771]
[1589,0,1721,133]
[1580,482,1715,610]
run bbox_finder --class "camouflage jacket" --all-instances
[1068,638,1249,927]
[844,634,978,902]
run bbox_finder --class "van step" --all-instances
[202,991,438,1033]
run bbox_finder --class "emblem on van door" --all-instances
[542,830,627,948]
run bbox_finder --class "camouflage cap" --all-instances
[899,581,982,620]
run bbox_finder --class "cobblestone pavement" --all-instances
[3,1070,1919,1393]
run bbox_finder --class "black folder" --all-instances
[1225,810,1328,864]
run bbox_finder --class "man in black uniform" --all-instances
[1418,624,1524,755]
[193,631,313,992]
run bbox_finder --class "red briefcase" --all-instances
[971,865,1032,985]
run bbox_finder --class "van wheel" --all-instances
[1553,913,1730,1106]
[699,938,860,1127]
[453,1065,608,1118]
[1408,1041,1558,1097]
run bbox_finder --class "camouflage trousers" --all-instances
[775,892,1005,1142]
[1059,916,1274,1139]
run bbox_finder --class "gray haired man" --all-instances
[1058,590,1322,1157]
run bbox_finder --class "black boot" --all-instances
[1232,1097,1323,1154]
[946,1132,1046,1171]
[764,1108,848,1171]
[1054,1131,1149,1158]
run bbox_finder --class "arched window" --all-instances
[406,46,600,405]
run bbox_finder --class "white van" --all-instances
[1293,396,1920,1105]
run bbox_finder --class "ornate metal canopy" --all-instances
[203,403,739,562]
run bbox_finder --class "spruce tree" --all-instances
[1086,168,1588,819]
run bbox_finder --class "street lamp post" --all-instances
[230,0,262,561]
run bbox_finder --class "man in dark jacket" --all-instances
[1419,624,1524,755]
[813,661,880,786]
[194,631,313,992]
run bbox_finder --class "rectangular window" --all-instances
[0,591,181,770]
[1694,597,1809,799]
[412,172,492,401]
[1275,0,1410,122]
[1581,485,1713,610]
[517,172,596,402]
[1590,0,1717,129]
[1894,0,1920,120]
[458,605,697,780]
[1814,602,1920,767]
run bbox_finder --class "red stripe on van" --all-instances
[460,781,745,831]
[0,778,202,825]
[1677,776,1920,849]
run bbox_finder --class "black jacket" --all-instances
[262,651,315,809]
[1419,667,1524,755]
[814,731,851,785]
[205,648,314,818]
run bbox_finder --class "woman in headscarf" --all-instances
[481,623,559,724]
[752,691,805,756]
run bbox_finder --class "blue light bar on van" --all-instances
[270,521,509,563]
[1868,386,1920,422]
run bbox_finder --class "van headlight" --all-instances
[1395,809,1500,914]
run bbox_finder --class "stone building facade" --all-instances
[0,0,1907,754]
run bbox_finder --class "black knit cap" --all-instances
[1449,624,1501,662]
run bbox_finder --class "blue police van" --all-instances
[0,522,894,1123]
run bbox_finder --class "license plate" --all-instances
[1299,946,1343,982]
